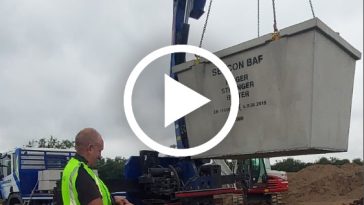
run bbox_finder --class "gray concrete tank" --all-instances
[172,18,361,159]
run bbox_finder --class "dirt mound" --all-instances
[284,163,364,204]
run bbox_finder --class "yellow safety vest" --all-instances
[61,157,112,205]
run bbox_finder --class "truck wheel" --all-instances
[6,193,23,205]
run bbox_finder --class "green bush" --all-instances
[352,158,363,165]
[271,158,307,172]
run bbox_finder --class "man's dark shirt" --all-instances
[74,154,101,205]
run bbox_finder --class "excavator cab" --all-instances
[238,158,268,188]
[237,158,287,205]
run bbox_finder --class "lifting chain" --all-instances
[198,0,213,48]
[195,0,213,64]
[309,0,316,18]
[257,0,260,37]
[272,0,278,32]
[271,0,280,41]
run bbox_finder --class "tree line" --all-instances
[271,157,363,172]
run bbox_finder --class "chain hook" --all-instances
[194,54,201,64]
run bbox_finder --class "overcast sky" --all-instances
[0,0,362,163]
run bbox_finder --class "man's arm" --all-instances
[87,198,103,205]
[76,166,134,205]
[87,196,133,205]
[76,167,101,205]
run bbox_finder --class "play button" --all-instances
[124,45,238,157]
[164,74,210,127]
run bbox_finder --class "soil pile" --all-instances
[284,163,363,205]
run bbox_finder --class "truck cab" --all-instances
[0,148,75,205]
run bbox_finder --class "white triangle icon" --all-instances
[164,74,211,127]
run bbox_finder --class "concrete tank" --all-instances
[172,18,361,159]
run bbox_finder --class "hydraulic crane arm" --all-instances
[170,0,206,149]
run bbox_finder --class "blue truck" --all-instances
[0,148,75,205]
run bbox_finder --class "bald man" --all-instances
[61,128,133,205]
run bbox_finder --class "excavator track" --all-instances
[246,193,285,205]
[213,193,246,205]
[270,193,285,205]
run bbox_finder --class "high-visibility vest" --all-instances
[61,157,112,205]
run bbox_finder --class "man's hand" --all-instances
[114,196,133,205]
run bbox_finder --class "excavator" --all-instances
[237,158,288,204]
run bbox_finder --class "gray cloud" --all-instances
[0,1,362,161]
